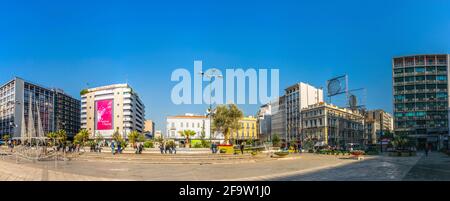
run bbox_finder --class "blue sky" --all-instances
[1,0,449,131]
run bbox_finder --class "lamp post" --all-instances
[199,69,223,144]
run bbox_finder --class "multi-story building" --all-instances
[0,77,79,139]
[285,82,324,142]
[54,89,81,139]
[80,84,145,139]
[257,103,272,142]
[271,95,287,141]
[231,116,258,143]
[154,130,162,139]
[301,102,365,147]
[393,54,449,150]
[144,119,155,138]
[166,114,211,142]
[364,109,393,144]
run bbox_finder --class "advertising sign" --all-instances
[96,99,113,130]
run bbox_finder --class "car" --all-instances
[0,140,5,145]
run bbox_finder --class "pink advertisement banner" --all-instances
[96,99,113,130]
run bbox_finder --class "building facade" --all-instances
[257,103,272,142]
[54,89,81,138]
[231,116,258,143]
[364,109,393,144]
[166,114,211,141]
[301,102,365,147]
[81,84,145,139]
[285,82,324,142]
[144,119,155,138]
[393,54,450,150]
[0,77,79,139]
[271,95,287,141]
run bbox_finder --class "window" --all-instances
[415,67,425,73]
[437,92,447,99]
[180,122,183,127]
[405,85,414,90]
[394,69,404,74]
[405,68,414,73]
[426,75,436,80]
[437,75,447,81]
[395,77,404,83]
[415,76,425,81]
[405,76,415,82]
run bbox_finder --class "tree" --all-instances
[95,132,104,144]
[213,104,244,145]
[200,131,210,148]
[128,130,140,147]
[56,130,67,145]
[272,134,281,147]
[74,129,90,150]
[178,130,197,148]
[2,134,10,142]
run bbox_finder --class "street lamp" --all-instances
[199,69,223,143]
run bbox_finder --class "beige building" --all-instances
[365,110,394,144]
[231,116,258,142]
[144,120,155,136]
[301,102,365,147]
[80,84,145,139]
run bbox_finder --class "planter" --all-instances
[218,144,234,154]
[274,151,289,157]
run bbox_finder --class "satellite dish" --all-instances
[349,94,357,108]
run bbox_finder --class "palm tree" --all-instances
[128,130,140,147]
[213,104,243,145]
[56,130,67,145]
[178,130,197,148]
[74,129,90,151]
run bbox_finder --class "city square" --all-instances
[1,146,449,181]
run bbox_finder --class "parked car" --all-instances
[0,140,5,145]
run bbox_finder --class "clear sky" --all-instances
[1,0,449,131]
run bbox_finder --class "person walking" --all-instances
[172,143,177,154]
[240,142,245,155]
[159,142,164,154]
[111,141,116,155]
[425,143,429,157]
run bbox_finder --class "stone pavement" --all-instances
[1,151,449,181]
[403,151,450,181]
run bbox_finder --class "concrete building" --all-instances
[271,95,287,141]
[285,82,324,142]
[144,119,155,138]
[54,89,81,138]
[393,54,450,150]
[257,103,272,142]
[166,113,211,142]
[0,77,80,139]
[80,83,145,139]
[231,116,258,143]
[301,102,365,147]
[364,109,393,144]
[154,130,162,139]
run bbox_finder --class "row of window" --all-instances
[393,66,447,74]
[394,93,448,101]
[394,75,447,83]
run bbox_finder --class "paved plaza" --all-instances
[1,149,449,181]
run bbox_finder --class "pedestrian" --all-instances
[111,141,116,155]
[159,142,164,154]
[240,142,245,154]
[117,141,122,154]
[293,143,298,153]
[172,143,176,154]
[298,143,302,153]
[425,143,429,157]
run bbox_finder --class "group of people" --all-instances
[110,140,123,155]
[159,141,176,154]
[134,142,144,154]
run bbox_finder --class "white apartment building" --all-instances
[285,82,324,141]
[166,113,212,141]
[80,84,145,139]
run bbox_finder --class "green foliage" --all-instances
[2,134,10,142]
[144,140,154,148]
[272,134,281,147]
[303,139,314,151]
[80,89,89,96]
[213,104,244,144]
[178,130,197,148]
[155,136,164,143]
[74,129,90,146]
[47,130,67,145]
[128,130,144,146]
[390,133,412,150]
[94,132,104,143]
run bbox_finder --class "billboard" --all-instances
[326,75,347,97]
[96,99,113,130]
